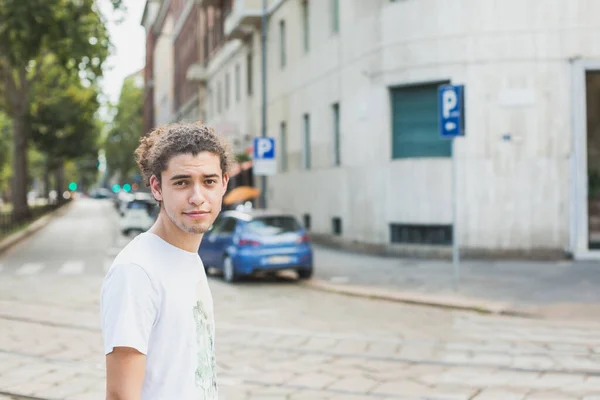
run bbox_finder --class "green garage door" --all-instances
[391,83,452,159]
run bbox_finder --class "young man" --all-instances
[101,123,232,400]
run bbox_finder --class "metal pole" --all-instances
[452,138,460,290]
[260,0,268,209]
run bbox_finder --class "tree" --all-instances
[0,0,112,218]
[0,112,11,202]
[104,73,143,182]
[28,56,101,199]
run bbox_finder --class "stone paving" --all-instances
[2,200,600,399]
[3,274,600,399]
[312,244,600,319]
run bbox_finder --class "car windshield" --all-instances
[244,216,301,236]
[127,200,154,214]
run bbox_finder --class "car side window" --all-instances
[219,218,238,235]
[208,216,222,232]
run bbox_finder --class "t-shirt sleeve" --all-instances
[100,263,159,355]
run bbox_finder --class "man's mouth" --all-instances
[184,211,210,219]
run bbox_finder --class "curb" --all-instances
[0,201,73,256]
[299,279,539,318]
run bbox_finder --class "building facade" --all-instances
[141,0,160,134]
[144,0,600,258]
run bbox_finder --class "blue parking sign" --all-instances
[439,85,465,139]
[253,137,276,176]
[253,137,275,159]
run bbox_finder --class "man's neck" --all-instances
[149,214,203,253]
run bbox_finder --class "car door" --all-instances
[204,217,238,269]
[199,217,224,266]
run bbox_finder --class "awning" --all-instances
[223,185,260,206]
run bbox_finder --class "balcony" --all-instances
[224,0,263,40]
[186,63,208,84]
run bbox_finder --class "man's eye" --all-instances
[206,179,217,185]
[174,181,187,186]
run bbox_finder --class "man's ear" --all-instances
[149,175,163,201]
[222,173,229,193]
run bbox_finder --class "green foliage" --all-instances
[0,0,117,215]
[104,73,143,181]
[28,56,101,164]
[235,152,252,163]
[0,0,110,83]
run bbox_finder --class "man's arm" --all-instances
[106,347,146,400]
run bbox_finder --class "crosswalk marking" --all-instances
[58,261,85,275]
[0,256,123,276]
[16,263,44,275]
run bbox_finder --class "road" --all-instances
[1,199,600,399]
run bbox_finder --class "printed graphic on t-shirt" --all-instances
[193,282,218,398]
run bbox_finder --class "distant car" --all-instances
[199,210,313,283]
[116,192,153,216]
[120,198,158,235]
[90,188,113,199]
[115,192,134,215]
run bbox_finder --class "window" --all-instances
[280,121,288,172]
[331,0,339,34]
[235,64,240,102]
[332,102,340,166]
[244,216,302,236]
[301,1,309,53]
[303,214,311,230]
[213,217,238,235]
[279,20,286,68]
[225,73,230,109]
[220,218,238,234]
[391,82,451,159]
[127,200,154,217]
[390,223,452,246]
[332,217,342,235]
[303,113,311,169]
[247,53,253,96]
[217,81,222,113]
[207,87,213,118]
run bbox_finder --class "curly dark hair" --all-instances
[134,122,234,187]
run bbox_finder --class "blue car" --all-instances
[199,210,313,283]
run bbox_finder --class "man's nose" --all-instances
[189,184,207,205]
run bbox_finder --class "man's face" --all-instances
[150,152,229,235]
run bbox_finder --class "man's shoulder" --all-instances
[112,233,160,269]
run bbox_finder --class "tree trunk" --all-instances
[4,66,31,219]
[43,157,51,200]
[11,114,29,219]
[54,160,64,204]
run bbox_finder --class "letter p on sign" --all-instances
[257,139,272,157]
[442,90,457,119]
[253,137,275,160]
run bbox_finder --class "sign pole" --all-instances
[439,84,464,292]
[260,0,268,209]
[452,138,460,291]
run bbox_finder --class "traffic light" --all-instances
[123,184,132,193]
[68,182,78,191]
[112,184,121,193]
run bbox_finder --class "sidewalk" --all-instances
[304,244,600,320]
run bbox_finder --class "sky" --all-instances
[98,0,147,112]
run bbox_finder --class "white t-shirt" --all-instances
[101,232,218,400]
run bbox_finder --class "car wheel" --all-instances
[223,256,238,283]
[297,267,313,280]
